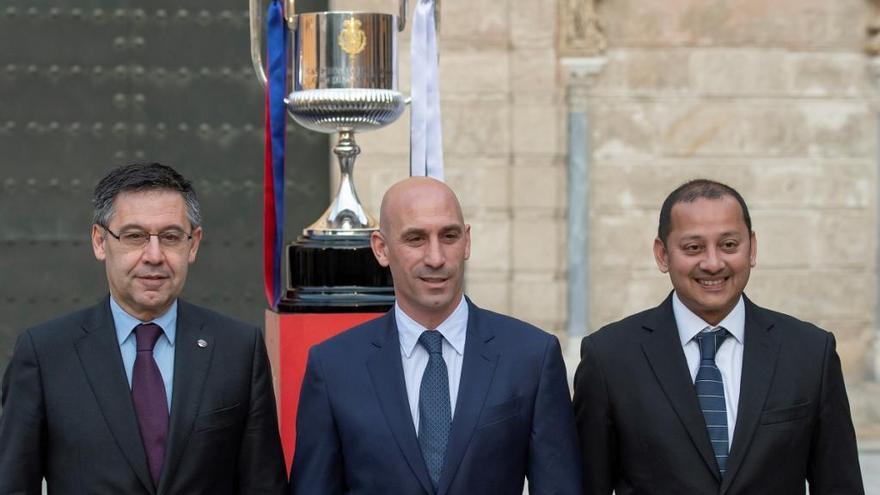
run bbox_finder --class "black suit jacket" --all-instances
[573,294,864,495]
[290,299,582,495]
[0,297,287,494]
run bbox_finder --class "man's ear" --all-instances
[92,224,107,261]
[463,224,471,261]
[653,237,669,273]
[370,231,390,267]
[187,227,203,263]
[749,231,757,267]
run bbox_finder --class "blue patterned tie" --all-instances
[418,330,451,488]
[694,328,729,477]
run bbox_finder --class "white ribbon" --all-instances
[410,0,444,179]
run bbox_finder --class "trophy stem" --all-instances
[304,129,378,237]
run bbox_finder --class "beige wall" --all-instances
[331,0,880,437]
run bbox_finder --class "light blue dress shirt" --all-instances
[110,297,176,412]
[396,296,468,432]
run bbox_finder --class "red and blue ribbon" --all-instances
[263,0,287,309]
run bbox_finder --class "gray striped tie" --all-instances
[694,328,729,477]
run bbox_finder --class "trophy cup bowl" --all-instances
[250,2,412,311]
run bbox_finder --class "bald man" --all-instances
[290,178,582,494]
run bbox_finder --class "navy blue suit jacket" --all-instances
[290,299,582,495]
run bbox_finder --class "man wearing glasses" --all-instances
[0,163,287,494]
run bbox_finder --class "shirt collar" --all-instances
[110,296,178,347]
[396,296,469,358]
[671,291,745,346]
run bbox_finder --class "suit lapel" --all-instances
[156,301,215,495]
[366,312,434,495]
[720,298,779,494]
[640,296,721,482]
[437,302,498,495]
[74,298,156,494]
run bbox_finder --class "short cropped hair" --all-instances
[658,179,751,244]
[92,162,201,228]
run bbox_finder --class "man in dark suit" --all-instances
[573,179,864,494]
[290,177,581,494]
[0,163,287,494]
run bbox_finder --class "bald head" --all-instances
[379,177,465,234]
[371,176,470,329]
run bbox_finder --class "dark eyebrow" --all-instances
[399,228,427,239]
[439,225,463,234]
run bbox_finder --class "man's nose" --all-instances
[699,247,724,273]
[141,236,164,264]
[423,237,445,268]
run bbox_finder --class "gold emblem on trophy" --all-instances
[339,18,367,59]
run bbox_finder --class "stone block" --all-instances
[512,165,564,210]
[745,160,872,210]
[746,269,873,323]
[591,158,873,214]
[749,210,815,269]
[465,278,510,315]
[512,217,563,272]
[659,102,812,157]
[512,102,564,155]
[814,210,874,270]
[798,102,875,159]
[509,0,557,49]
[467,218,511,272]
[591,102,658,159]
[657,101,744,157]
[624,50,691,93]
[589,211,659,270]
[443,100,511,156]
[439,48,510,97]
[690,49,790,95]
[791,53,872,97]
[511,48,559,93]
[438,0,509,44]
[511,276,565,326]
[589,160,741,212]
[741,104,811,157]
[444,158,511,211]
[599,0,866,50]
[589,268,670,331]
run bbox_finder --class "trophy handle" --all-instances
[398,0,441,37]
[398,0,407,31]
[249,0,268,88]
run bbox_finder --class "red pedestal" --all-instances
[265,310,383,471]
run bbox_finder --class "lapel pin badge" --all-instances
[197,339,208,348]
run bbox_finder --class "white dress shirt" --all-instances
[672,292,745,444]
[396,296,468,432]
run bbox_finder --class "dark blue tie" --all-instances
[418,330,451,489]
[694,328,729,477]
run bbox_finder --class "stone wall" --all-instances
[330,0,880,437]
[590,0,880,436]
[330,0,569,335]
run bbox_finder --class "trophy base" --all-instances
[278,234,395,313]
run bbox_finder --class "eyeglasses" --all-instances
[100,225,193,249]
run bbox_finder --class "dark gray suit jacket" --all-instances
[0,297,287,494]
[573,293,864,495]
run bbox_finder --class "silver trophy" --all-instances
[250,0,412,237]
